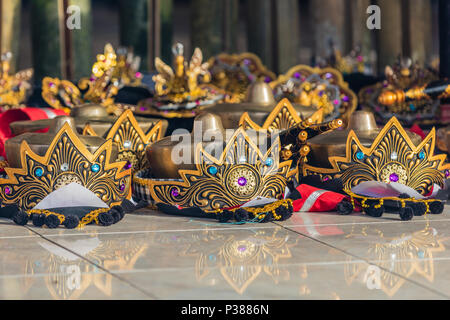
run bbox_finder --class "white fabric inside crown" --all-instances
[33,182,109,210]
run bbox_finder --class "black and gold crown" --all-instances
[303,117,450,195]
[136,43,224,118]
[133,127,294,213]
[269,65,356,123]
[358,57,440,126]
[0,123,131,228]
[82,109,165,173]
[42,44,123,114]
[207,52,276,103]
[0,52,33,108]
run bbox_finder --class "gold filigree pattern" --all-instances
[207,52,276,103]
[0,123,131,210]
[239,98,324,132]
[270,65,356,123]
[83,110,164,172]
[303,117,450,195]
[134,127,293,212]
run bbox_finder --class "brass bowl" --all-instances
[203,81,317,128]
[9,103,168,137]
[5,116,119,168]
[307,111,422,168]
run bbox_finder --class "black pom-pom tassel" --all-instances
[234,208,249,222]
[63,215,80,229]
[410,202,427,216]
[337,199,353,215]
[364,204,384,217]
[32,214,46,227]
[399,206,414,221]
[217,210,233,223]
[429,201,444,214]
[45,214,61,228]
[110,206,125,223]
[98,211,114,226]
[12,210,28,226]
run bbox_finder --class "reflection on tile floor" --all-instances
[1,207,450,299]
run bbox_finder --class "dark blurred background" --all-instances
[2,0,445,84]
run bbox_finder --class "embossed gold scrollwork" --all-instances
[0,123,131,210]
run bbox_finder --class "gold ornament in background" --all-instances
[0,52,33,108]
[270,65,357,123]
[207,52,276,103]
[358,57,440,125]
[133,127,294,212]
[83,109,165,172]
[344,223,445,297]
[0,122,131,210]
[153,43,211,104]
[303,116,450,195]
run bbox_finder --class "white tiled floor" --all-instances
[1,207,450,299]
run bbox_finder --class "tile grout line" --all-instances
[272,221,450,299]
[24,226,158,300]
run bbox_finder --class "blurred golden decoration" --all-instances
[0,52,33,108]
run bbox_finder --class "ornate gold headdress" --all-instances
[0,52,33,108]
[0,122,131,213]
[42,44,125,114]
[207,52,276,103]
[358,56,440,125]
[270,65,356,123]
[133,127,294,213]
[303,117,450,195]
[82,109,165,172]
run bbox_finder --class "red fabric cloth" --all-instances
[0,108,67,159]
[409,124,426,140]
[292,184,348,212]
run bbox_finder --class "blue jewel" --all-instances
[208,166,218,175]
[409,103,416,111]
[418,151,425,160]
[91,164,100,172]
[265,157,273,166]
[356,151,364,160]
[34,167,44,177]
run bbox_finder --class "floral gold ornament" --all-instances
[136,43,224,118]
[0,52,33,108]
[270,65,357,123]
[303,117,450,195]
[0,122,131,211]
[82,109,165,172]
[207,52,276,103]
[358,57,440,126]
[133,127,294,212]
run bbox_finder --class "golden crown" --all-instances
[82,109,165,173]
[207,52,276,103]
[270,65,357,123]
[0,122,131,211]
[152,43,213,104]
[303,117,450,195]
[133,127,294,212]
[0,52,33,107]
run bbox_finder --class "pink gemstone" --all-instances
[139,106,146,111]
[49,82,55,88]
[323,176,329,182]
[445,170,450,178]
[4,186,10,194]
[135,72,142,78]
[357,55,363,62]
[293,72,301,79]
[195,100,200,105]
[389,173,399,182]
[325,72,332,79]
[237,177,247,186]
[333,99,339,105]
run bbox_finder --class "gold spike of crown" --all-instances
[133,127,294,212]
[82,110,165,173]
[0,52,33,108]
[153,43,212,104]
[303,116,450,195]
[270,65,356,123]
[0,122,131,211]
[42,44,123,114]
